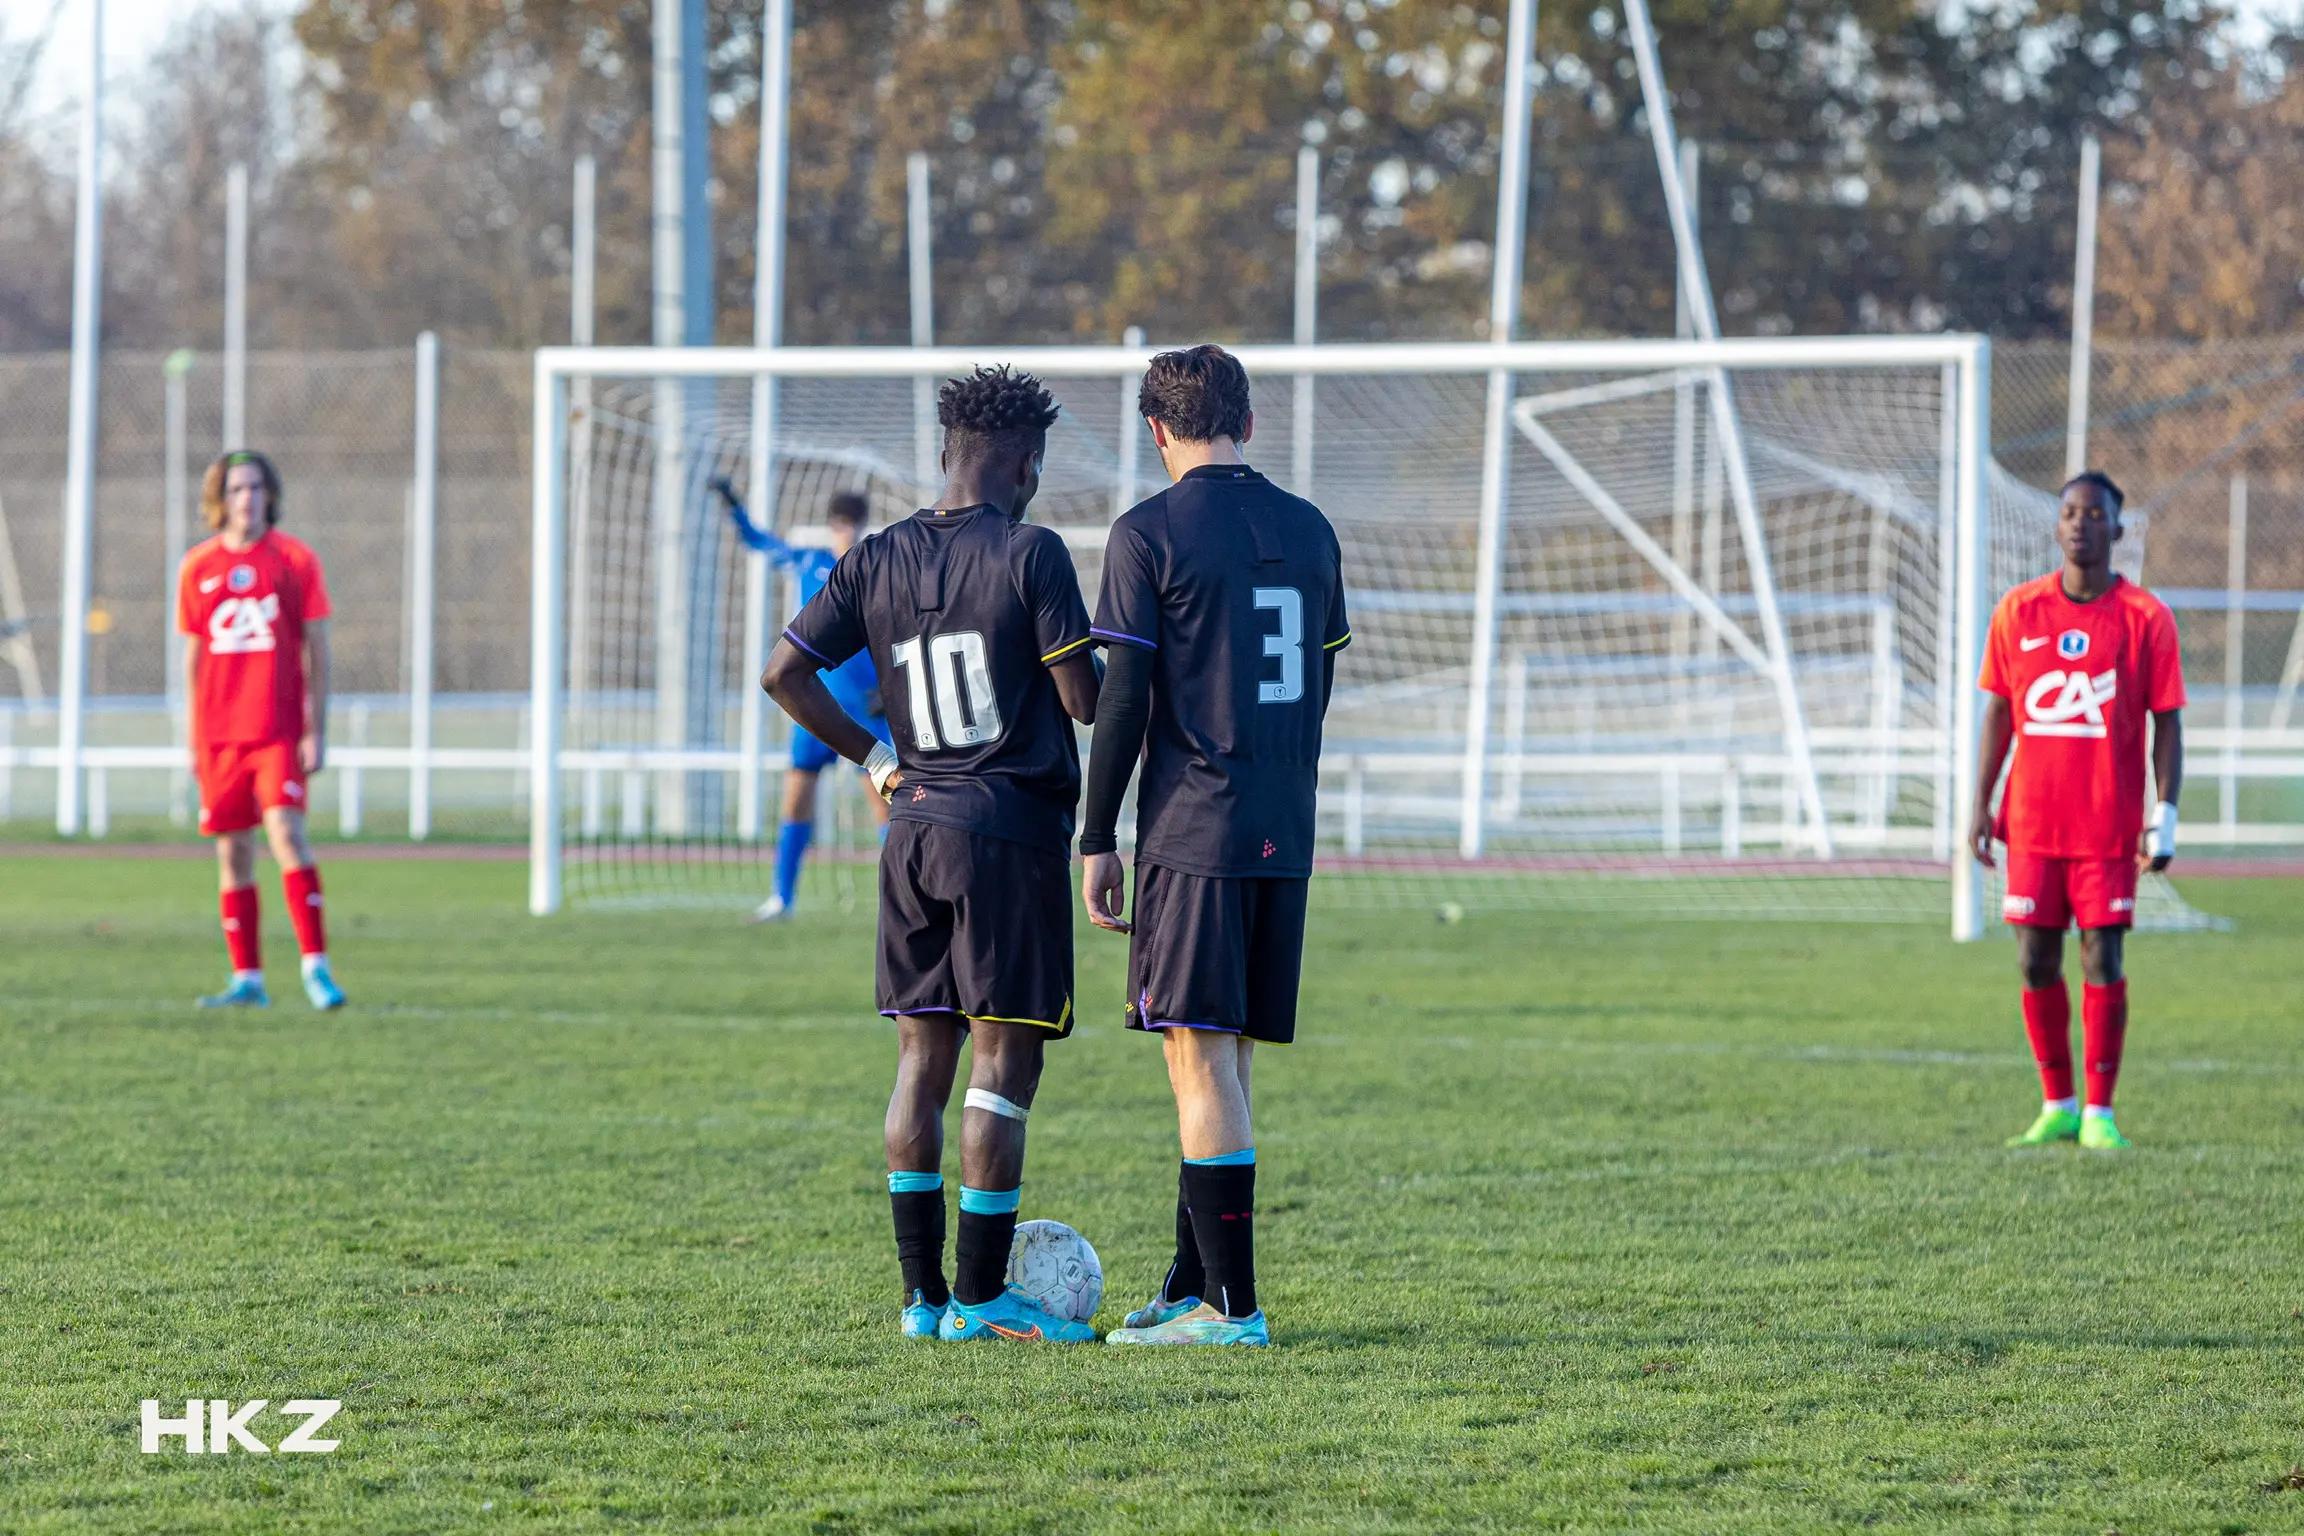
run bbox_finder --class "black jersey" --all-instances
[785,505,1092,853]
[1092,464,1351,878]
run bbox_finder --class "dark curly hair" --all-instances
[826,490,869,528]
[2061,470,2125,514]
[1137,344,1251,443]
[939,364,1061,469]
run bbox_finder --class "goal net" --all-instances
[528,340,2217,936]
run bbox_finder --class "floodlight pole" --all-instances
[737,0,792,844]
[1622,0,1833,856]
[2222,473,2246,843]
[1459,0,1535,858]
[224,161,248,448]
[165,348,194,822]
[56,0,103,836]
[909,150,936,493]
[2065,133,2100,481]
[1292,144,1319,498]
[408,331,439,839]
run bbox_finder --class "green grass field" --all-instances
[3,854,2301,1534]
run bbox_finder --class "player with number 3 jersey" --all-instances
[762,365,1102,1345]
[1970,470,2184,1152]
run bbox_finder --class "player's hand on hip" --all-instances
[300,732,325,775]
[1081,851,1130,934]
[1966,812,1996,869]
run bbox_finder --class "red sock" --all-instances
[220,885,261,973]
[282,866,327,958]
[2082,979,2128,1110]
[2020,982,2073,1103]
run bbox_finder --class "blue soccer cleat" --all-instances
[1105,1302,1271,1347]
[1120,1291,1202,1330]
[937,1287,1097,1343]
[300,957,347,1011]
[900,1289,948,1340]
[196,973,270,1009]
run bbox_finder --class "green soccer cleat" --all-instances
[2078,1112,2133,1151]
[1105,1302,1270,1348]
[1121,1292,1202,1331]
[2006,1106,2081,1147]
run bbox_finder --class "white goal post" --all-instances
[527,334,2197,939]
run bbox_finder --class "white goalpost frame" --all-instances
[1622,0,1833,858]
[526,334,1997,928]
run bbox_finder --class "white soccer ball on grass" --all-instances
[1006,1219,1104,1323]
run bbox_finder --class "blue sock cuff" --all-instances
[958,1185,1021,1215]
[1185,1147,1257,1167]
[886,1171,943,1194]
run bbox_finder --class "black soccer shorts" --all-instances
[1124,865,1310,1045]
[877,819,1075,1037]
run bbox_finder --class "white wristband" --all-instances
[864,740,901,800]
[2145,800,2178,860]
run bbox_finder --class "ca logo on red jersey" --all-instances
[2021,667,2117,739]
[208,594,282,655]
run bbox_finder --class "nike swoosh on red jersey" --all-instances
[2019,636,2050,651]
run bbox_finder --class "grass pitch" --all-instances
[2,853,2300,1534]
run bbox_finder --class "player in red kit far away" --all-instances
[177,450,347,1011]
[1970,471,2183,1151]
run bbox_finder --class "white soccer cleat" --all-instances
[748,895,791,924]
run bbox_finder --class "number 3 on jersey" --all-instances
[1253,587,1304,704]
[890,631,1003,750]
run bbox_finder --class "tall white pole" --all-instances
[224,161,248,448]
[1622,0,1832,855]
[1115,324,1145,519]
[567,155,597,715]
[1459,0,1535,858]
[1949,339,1993,941]
[164,348,193,825]
[1931,359,1959,862]
[1669,137,1700,687]
[408,331,439,840]
[2065,134,2100,482]
[1291,144,1319,498]
[908,150,937,494]
[2222,473,2246,842]
[530,361,569,914]
[56,0,104,837]
[738,0,792,845]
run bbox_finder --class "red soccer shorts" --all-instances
[2001,848,2138,931]
[196,738,306,837]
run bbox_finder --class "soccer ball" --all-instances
[1006,1219,1103,1323]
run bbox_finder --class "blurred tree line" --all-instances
[0,0,2298,353]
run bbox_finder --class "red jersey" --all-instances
[177,530,333,746]
[1978,572,2184,859]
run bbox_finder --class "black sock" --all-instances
[890,1190,948,1307]
[1162,1162,1206,1303]
[1182,1162,1257,1318]
[953,1210,1017,1306]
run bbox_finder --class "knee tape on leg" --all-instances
[963,1088,1029,1122]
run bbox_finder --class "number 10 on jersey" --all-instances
[890,631,1003,750]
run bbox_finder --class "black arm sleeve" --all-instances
[1077,642,1152,856]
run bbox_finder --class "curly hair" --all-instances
[2061,469,2125,514]
[826,490,869,528]
[1137,344,1251,443]
[200,449,283,531]
[938,364,1061,468]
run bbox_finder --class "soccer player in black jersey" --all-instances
[1079,345,1350,1347]
[761,365,1103,1343]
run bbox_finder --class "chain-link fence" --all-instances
[2,334,2299,843]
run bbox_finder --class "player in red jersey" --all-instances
[176,450,346,1011]
[1970,471,2183,1150]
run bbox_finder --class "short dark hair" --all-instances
[1137,344,1251,442]
[939,364,1061,468]
[826,491,868,528]
[2062,470,2125,513]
